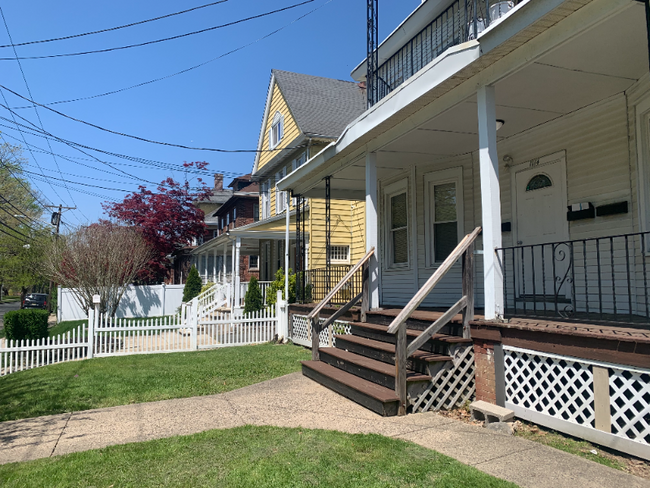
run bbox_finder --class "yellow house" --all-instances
[239,69,368,299]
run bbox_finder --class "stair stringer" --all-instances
[409,344,476,413]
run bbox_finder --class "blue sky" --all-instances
[0,0,420,228]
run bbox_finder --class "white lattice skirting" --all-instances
[412,344,475,413]
[504,346,650,460]
[290,314,351,348]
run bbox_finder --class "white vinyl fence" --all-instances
[58,284,185,322]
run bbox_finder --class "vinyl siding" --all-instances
[379,93,637,310]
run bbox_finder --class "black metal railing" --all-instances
[368,0,521,107]
[498,231,650,325]
[297,265,364,306]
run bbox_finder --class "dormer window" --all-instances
[269,112,284,149]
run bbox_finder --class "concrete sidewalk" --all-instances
[0,372,647,488]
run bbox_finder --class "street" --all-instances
[0,301,20,329]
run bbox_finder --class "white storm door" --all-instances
[514,152,569,301]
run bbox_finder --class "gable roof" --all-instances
[272,69,366,138]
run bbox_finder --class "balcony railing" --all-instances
[498,231,650,325]
[368,0,520,106]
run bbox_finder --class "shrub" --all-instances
[183,265,202,302]
[243,277,263,314]
[200,282,215,294]
[4,309,49,342]
[266,268,296,306]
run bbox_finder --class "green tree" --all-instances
[183,265,202,302]
[0,143,49,301]
[243,276,263,314]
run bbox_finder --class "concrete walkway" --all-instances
[0,373,647,488]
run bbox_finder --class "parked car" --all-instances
[22,293,48,310]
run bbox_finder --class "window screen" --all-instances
[433,182,458,262]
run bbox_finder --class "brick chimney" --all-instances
[214,173,224,191]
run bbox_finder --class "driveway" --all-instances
[0,301,20,329]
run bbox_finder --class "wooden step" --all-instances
[320,347,431,390]
[301,360,400,416]
[349,322,471,350]
[334,334,452,372]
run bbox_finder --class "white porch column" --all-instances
[212,248,217,283]
[222,242,227,281]
[366,152,380,309]
[285,191,290,301]
[202,253,208,284]
[477,85,504,319]
[234,237,242,308]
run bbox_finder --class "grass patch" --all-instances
[0,343,310,422]
[0,426,518,487]
[47,319,87,337]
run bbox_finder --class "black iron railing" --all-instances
[498,231,650,324]
[297,265,364,306]
[368,0,520,107]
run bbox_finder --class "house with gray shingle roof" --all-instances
[191,69,367,308]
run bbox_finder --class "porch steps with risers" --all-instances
[300,310,466,416]
[301,361,400,417]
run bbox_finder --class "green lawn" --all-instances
[0,343,310,422]
[47,319,87,337]
[0,426,518,488]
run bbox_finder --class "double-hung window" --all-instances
[269,112,284,149]
[424,168,463,265]
[292,152,307,171]
[276,167,287,214]
[249,255,259,270]
[385,179,409,267]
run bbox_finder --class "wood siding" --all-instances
[257,83,300,171]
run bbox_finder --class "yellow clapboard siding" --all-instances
[258,83,300,171]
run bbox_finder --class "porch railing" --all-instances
[498,231,650,325]
[387,227,480,415]
[239,281,273,307]
[298,265,363,306]
[307,248,375,361]
[369,0,520,106]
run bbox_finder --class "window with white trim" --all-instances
[385,179,409,267]
[269,112,284,149]
[424,168,464,265]
[276,167,287,214]
[261,180,271,219]
[329,245,350,263]
[249,255,259,270]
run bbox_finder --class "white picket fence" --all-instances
[0,296,286,376]
[0,325,88,376]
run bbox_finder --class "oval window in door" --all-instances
[526,174,552,192]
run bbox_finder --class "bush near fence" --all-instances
[4,310,49,341]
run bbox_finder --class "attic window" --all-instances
[269,112,284,149]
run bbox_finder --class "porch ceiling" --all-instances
[294,2,647,200]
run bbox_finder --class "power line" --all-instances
[0,6,85,225]
[0,86,307,153]
[0,1,230,49]
[0,224,28,243]
[0,219,30,240]
[0,1,314,60]
[10,0,335,109]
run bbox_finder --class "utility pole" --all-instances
[44,205,76,313]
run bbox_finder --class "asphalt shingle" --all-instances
[272,69,366,139]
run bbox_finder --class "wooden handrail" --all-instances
[386,227,481,335]
[389,227,480,416]
[307,247,375,321]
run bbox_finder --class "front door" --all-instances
[513,151,570,304]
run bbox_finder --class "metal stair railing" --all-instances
[387,227,481,415]
[306,247,375,361]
